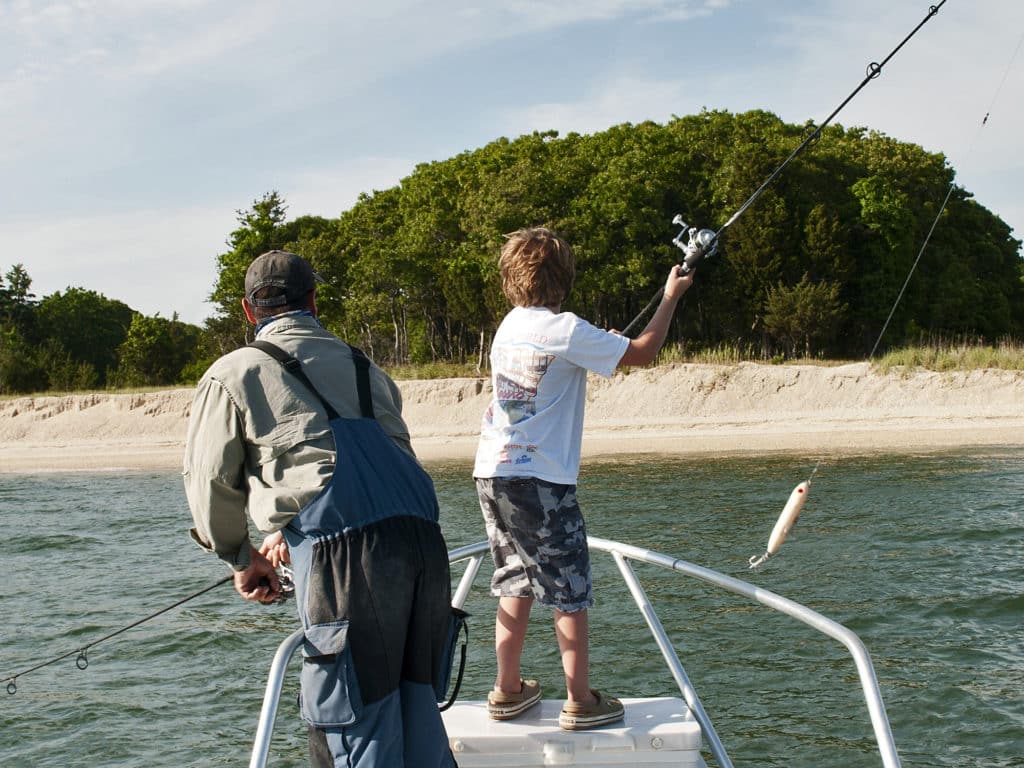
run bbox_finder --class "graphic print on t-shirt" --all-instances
[494,344,554,426]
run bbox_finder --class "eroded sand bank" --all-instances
[1,362,1022,472]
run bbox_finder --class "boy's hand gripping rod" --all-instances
[620,216,717,337]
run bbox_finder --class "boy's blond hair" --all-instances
[499,228,576,308]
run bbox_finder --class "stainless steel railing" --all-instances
[249,537,900,768]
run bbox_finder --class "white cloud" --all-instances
[501,74,694,137]
[499,0,725,26]
[3,154,425,327]
[5,206,230,325]
[1,0,1020,332]
[506,0,1024,237]
[773,0,1024,237]
[284,156,421,219]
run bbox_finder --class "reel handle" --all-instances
[671,215,717,274]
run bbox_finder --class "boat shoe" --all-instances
[487,679,542,720]
[559,690,625,730]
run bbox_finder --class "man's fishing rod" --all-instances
[621,0,949,337]
[3,571,292,695]
[3,575,231,695]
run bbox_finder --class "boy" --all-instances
[473,227,694,730]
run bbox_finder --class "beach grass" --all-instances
[0,384,189,400]
[379,339,1024,378]
[652,338,1024,372]
[385,361,487,380]
[873,337,1024,372]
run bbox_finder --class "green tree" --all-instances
[1,264,38,338]
[332,188,408,363]
[764,274,847,357]
[115,313,203,387]
[34,338,98,392]
[201,111,1021,366]
[208,192,334,352]
[801,204,853,284]
[35,288,135,386]
[0,325,47,393]
[208,192,292,349]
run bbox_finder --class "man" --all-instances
[183,250,456,767]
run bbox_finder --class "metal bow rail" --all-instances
[249,537,900,768]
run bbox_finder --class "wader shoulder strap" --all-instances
[248,340,375,420]
[348,346,375,420]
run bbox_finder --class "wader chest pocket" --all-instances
[300,621,362,727]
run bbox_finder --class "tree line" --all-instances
[0,267,205,393]
[2,109,1022,394]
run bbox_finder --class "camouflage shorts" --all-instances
[475,476,593,612]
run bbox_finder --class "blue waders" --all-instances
[251,341,456,768]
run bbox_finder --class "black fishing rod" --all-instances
[3,574,233,695]
[621,0,950,337]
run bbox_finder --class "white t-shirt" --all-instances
[473,306,630,484]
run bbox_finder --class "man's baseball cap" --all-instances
[244,250,324,308]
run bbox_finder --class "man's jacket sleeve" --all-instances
[183,376,252,571]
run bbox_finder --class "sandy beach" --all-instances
[1,361,1022,472]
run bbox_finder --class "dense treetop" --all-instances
[3,110,1021,393]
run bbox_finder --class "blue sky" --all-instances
[3,0,1022,325]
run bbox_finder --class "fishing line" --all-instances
[622,0,950,337]
[3,574,233,695]
[868,27,1024,360]
[748,28,1023,569]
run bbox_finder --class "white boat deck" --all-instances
[442,696,705,767]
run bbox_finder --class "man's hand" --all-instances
[233,545,282,603]
[259,530,291,568]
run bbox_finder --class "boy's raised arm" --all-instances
[617,265,694,367]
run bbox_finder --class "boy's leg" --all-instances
[554,607,597,705]
[495,595,533,692]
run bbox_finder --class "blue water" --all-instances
[1,449,1022,767]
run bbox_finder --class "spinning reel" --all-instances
[671,214,718,274]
